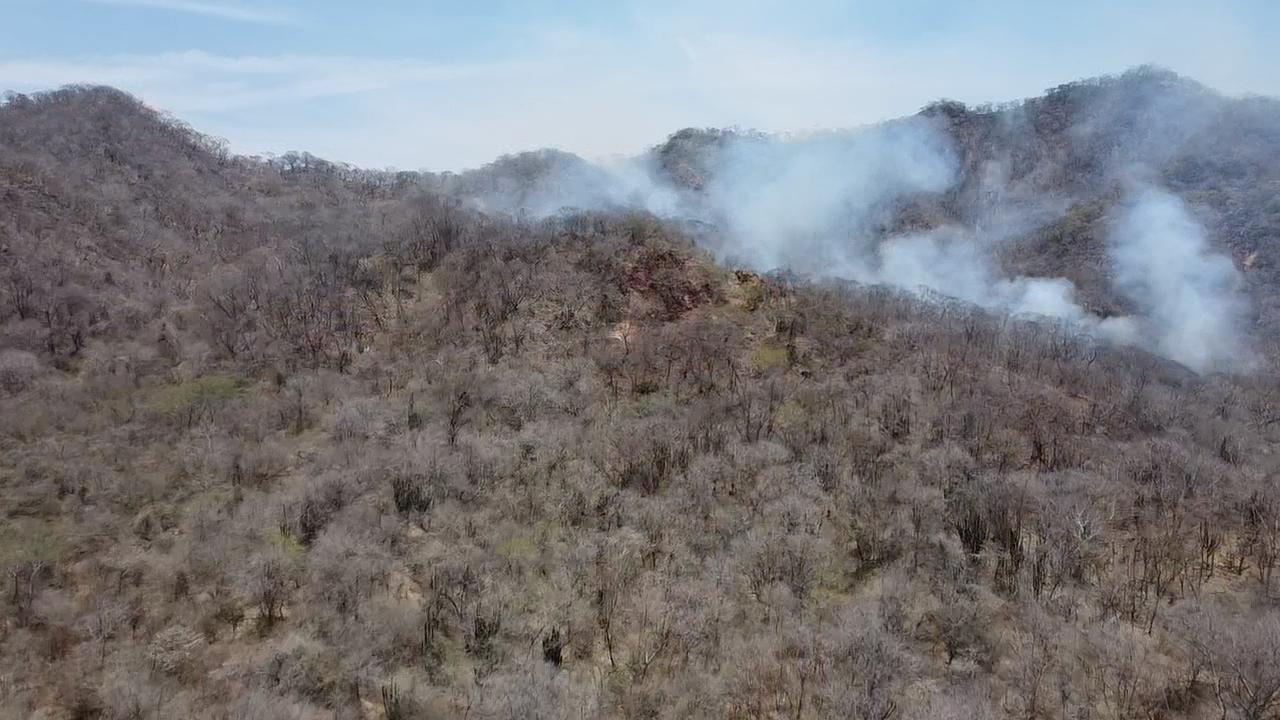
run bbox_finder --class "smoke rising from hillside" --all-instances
[463,150,680,218]
[1109,187,1250,372]
[692,122,1102,326]
[696,121,954,275]
[473,119,1251,372]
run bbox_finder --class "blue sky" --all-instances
[2,0,1278,170]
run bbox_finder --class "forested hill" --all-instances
[4,74,1280,719]
[653,67,1280,335]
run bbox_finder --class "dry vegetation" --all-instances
[4,82,1280,719]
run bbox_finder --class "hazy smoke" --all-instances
[1109,186,1250,372]
[465,150,678,219]
[697,120,954,275]
[875,229,1091,321]
[692,121,1101,324]
[468,118,1251,373]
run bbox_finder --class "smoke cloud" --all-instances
[695,120,954,275]
[465,118,1252,373]
[1108,186,1250,372]
[655,121,1109,330]
[463,150,680,219]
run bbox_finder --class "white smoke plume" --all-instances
[876,230,1091,321]
[689,120,1102,325]
[465,118,1252,373]
[696,120,954,275]
[461,149,678,219]
[1108,186,1251,372]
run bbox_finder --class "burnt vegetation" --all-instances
[4,74,1280,719]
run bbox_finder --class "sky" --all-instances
[1,0,1278,171]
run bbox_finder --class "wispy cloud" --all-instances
[0,51,515,112]
[84,0,295,26]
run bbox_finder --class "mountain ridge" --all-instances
[7,66,1280,360]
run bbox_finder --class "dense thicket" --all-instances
[4,82,1280,720]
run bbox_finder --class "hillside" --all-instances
[649,68,1280,345]
[937,68,1280,335]
[3,76,1280,720]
